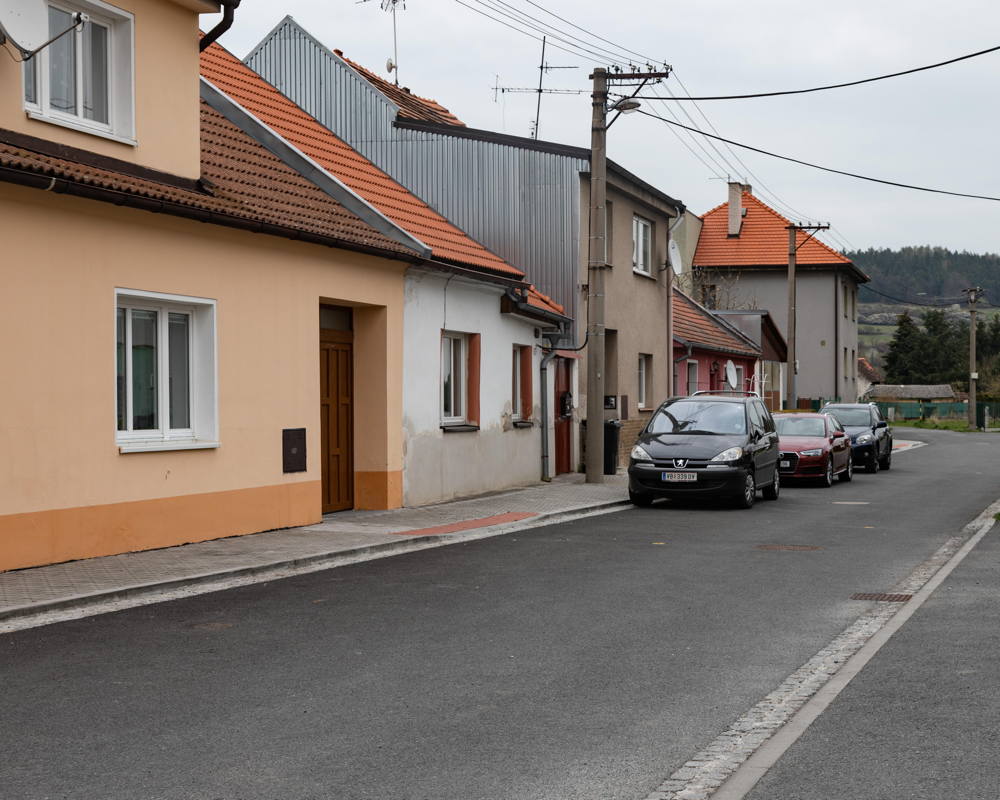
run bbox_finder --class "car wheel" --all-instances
[839,454,854,482]
[878,448,892,471]
[734,471,756,509]
[867,453,879,474]
[763,470,780,500]
[629,489,654,507]
[821,457,834,487]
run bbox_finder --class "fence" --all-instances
[875,401,1000,427]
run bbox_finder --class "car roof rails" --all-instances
[690,390,761,398]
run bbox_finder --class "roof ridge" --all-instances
[741,192,852,265]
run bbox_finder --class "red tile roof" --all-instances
[694,192,858,270]
[673,289,759,357]
[0,107,416,258]
[199,43,523,277]
[526,286,564,316]
[333,49,465,127]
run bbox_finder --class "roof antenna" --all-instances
[359,0,406,86]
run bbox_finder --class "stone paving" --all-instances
[0,473,629,624]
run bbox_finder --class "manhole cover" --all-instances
[851,593,913,602]
[756,544,824,551]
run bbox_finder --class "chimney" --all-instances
[727,181,746,237]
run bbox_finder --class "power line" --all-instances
[622,42,1000,101]
[859,284,973,307]
[635,108,1000,202]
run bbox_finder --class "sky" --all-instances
[205,1,1000,257]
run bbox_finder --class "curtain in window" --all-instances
[131,310,157,430]
[82,22,109,123]
[48,7,76,114]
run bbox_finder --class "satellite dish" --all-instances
[386,58,396,73]
[725,359,738,389]
[0,0,49,56]
[668,239,684,276]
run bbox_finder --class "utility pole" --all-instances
[784,222,829,409]
[584,65,670,483]
[966,286,983,429]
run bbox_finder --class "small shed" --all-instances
[864,384,956,402]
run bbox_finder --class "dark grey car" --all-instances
[627,393,780,509]
[820,402,893,473]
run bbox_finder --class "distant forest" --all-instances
[847,246,1000,306]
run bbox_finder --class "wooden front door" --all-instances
[320,330,354,513]
[554,357,572,474]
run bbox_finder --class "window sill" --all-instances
[632,268,657,281]
[440,424,480,433]
[118,439,220,454]
[26,109,136,147]
[512,419,534,429]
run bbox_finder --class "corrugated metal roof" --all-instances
[200,42,524,278]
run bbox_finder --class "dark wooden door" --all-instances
[320,330,353,513]
[554,357,572,474]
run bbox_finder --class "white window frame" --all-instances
[637,354,651,409]
[632,215,653,275]
[512,345,523,420]
[23,0,135,144]
[441,332,467,424]
[733,365,745,390]
[115,288,218,453]
[686,360,699,396]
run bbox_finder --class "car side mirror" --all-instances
[875,420,888,429]
[833,430,846,439]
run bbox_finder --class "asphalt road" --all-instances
[3,428,999,800]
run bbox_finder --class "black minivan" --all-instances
[627,392,781,508]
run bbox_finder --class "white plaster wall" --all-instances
[402,270,549,506]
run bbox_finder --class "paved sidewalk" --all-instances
[0,474,629,629]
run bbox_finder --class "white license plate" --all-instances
[780,460,791,469]
[662,472,697,482]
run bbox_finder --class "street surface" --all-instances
[2,428,999,800]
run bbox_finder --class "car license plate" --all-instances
[662,472,697,482]
[780,460,790,468]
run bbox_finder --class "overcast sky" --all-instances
[207,1,1000,258]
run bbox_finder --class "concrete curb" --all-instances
[0,497,632,628]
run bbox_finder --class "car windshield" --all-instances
[648,400,746,435]
[825,408,871,427]
[775,417,826,437]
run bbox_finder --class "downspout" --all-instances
[834,271,840,403]
[199,0,241,52]
[666,206,685,397]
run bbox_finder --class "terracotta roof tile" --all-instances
[673,289,759,357]
[694,192,859,271]
[526,286,565,316]
[200,43,523,278]
[334,49,465,126]
[0,106,414,257]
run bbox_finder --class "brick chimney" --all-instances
[727,182,751,237]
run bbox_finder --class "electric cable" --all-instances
[859,284,975,306]
[634,108,1000,202]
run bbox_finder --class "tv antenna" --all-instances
[359,0,406,86]
[493,36,581,138]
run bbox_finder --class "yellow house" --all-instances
[0,1,424,571]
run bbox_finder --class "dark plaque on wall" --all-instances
[603,395,617,410]
[282,428,307,473]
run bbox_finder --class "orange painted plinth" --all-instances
[0,481,322,572]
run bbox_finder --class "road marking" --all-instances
[892,439,926,453]
[832,501,870,505]
[642,497,1000,800]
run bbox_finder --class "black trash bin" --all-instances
[603,419,622,475]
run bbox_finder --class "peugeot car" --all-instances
[627,393,780,509]
[820,402,893,473]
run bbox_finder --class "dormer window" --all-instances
[22,1,134,144]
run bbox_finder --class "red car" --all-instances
[773,412,853,486]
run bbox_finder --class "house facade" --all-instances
[693,184,869,406]
[246,16,685,473]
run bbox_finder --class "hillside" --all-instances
[848,246,1000,305]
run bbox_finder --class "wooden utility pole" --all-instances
[966,286,983,429]
[584,66,671,482]
[585,67,608,483]
[784,223,829,409]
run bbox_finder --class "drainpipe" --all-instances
[199,0,241,52]
[666,205,685,396]
[539,348,559,481]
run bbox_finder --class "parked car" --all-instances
[627,392,780,509]
[820,402,893,473]
[773,412,853,486]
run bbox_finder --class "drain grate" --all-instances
[757,544,824,551]
[851,593,913,602]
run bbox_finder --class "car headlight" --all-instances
[710,446,743,462]
[856,433,874,444]
[630,445,653,462]
[799,448,823,456]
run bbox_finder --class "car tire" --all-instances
[867,453,880,474]
[734,471,756,509]
[878,447,892,471]
[629,489,654,507]
[762,470,780,501]
[821,457,834,487]
[839,454,854,482]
